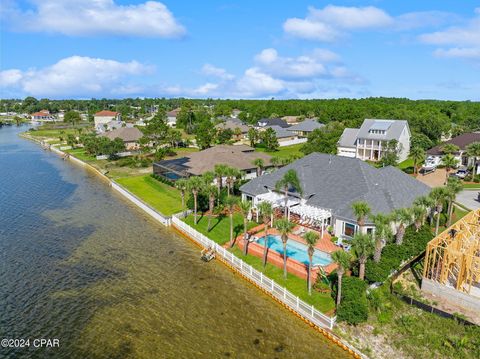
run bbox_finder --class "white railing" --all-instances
[171,215,336,330]
[278,137,308,147]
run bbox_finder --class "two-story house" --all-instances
[337,119,411,162]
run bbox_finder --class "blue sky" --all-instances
[0,0,479,100]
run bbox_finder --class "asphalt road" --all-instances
[456,190,480,210]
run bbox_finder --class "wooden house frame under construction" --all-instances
[422,209,480,308]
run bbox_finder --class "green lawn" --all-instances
[183,212,257,245]
[66,148,96,162]
[230,247,335,313]
[462,182,480,189]
[28,128,77,139]
[398,157,414,170]
[116,175,183,216]
[255,143,305,159]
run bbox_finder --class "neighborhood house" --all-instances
[99,127,143,150]
[153,145,272,181]
[287,118,324,137]
[337,119,411,162]
[425,132,480,171]
[167,108,181,127]
[94,110,121,127]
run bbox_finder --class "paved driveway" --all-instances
[456,190,480,210]
[415,168,447,188]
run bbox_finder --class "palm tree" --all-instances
[187,176,204,225]
[174,178,188,217]
[351,232,374,280]
[275,169,302,219]
[258,201,273,267]
[304,231,320,295]
[214,164,228,203]
[275,219,295,279]
[204,184,217,232]
[412,205,425,231]
[429,187,449,236]
[252,158,265,177]
[331,250,352,305]
[247,127,258,148]
[271,156,281,168]
[372,213,391,262]
[225,166,241,196]
[441,154,459,183]
[466,142,480,182]
[414,195,435,226]
[238,200,252,255]
[226,196,238,247]
[441,143,460,155]
[446,177,463,226]
[410,146,426,176]
[391,208,412,245]
[351,201,371,232]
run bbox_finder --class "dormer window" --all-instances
[368,129,386,135]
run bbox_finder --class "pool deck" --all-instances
[234,225,339,280]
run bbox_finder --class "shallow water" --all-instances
[0,125,349,359]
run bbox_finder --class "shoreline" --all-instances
[20,132,366,359]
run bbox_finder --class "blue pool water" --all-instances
[256,235,332,266]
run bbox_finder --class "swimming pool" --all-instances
[256,235,332,266]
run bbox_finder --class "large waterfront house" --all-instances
[99,127,144,150]
[426,132,480,171]
[153,145,272,181]
[94,110,121,127]
[240,153,430,240]
[286,118,324,137]
[337,119,411,162]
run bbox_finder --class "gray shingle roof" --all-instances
[240,153,430,223]
[287,119,324,133]
[356,119,409,141]
[258,118,289,128]
[266,125,293,139]
[338,128,360,148]
[100,127,143,142]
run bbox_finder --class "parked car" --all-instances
[454,168,469,179]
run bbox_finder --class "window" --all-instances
[344,223,356,237]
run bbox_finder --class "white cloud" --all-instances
[434,48,480,60]
[419,8,480,63]
[283,5,393,41]
[0,56,153,98]
[179,48,362,98]
[201,64,234,80]
[5,0,185,38]
[283,5,459,42]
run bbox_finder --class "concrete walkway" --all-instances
[456,190,480,210]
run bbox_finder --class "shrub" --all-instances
[365,225,433,283]
[151,173,174,187]
[336,276,368,325]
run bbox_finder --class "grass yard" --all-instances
[183,212,257,245]
[65,148,96,162]
[255,143,304,159]
[28,128,77,139]
[230,247,335,313]
[462,182,480,189]
[116,175,183,216]
[398,157,414,171]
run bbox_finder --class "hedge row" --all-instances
[336,276,369,325]
[365,225,433,283]
[151,173,175,187]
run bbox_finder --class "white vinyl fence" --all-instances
[278,137,308,147]
[171,215,336,330]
